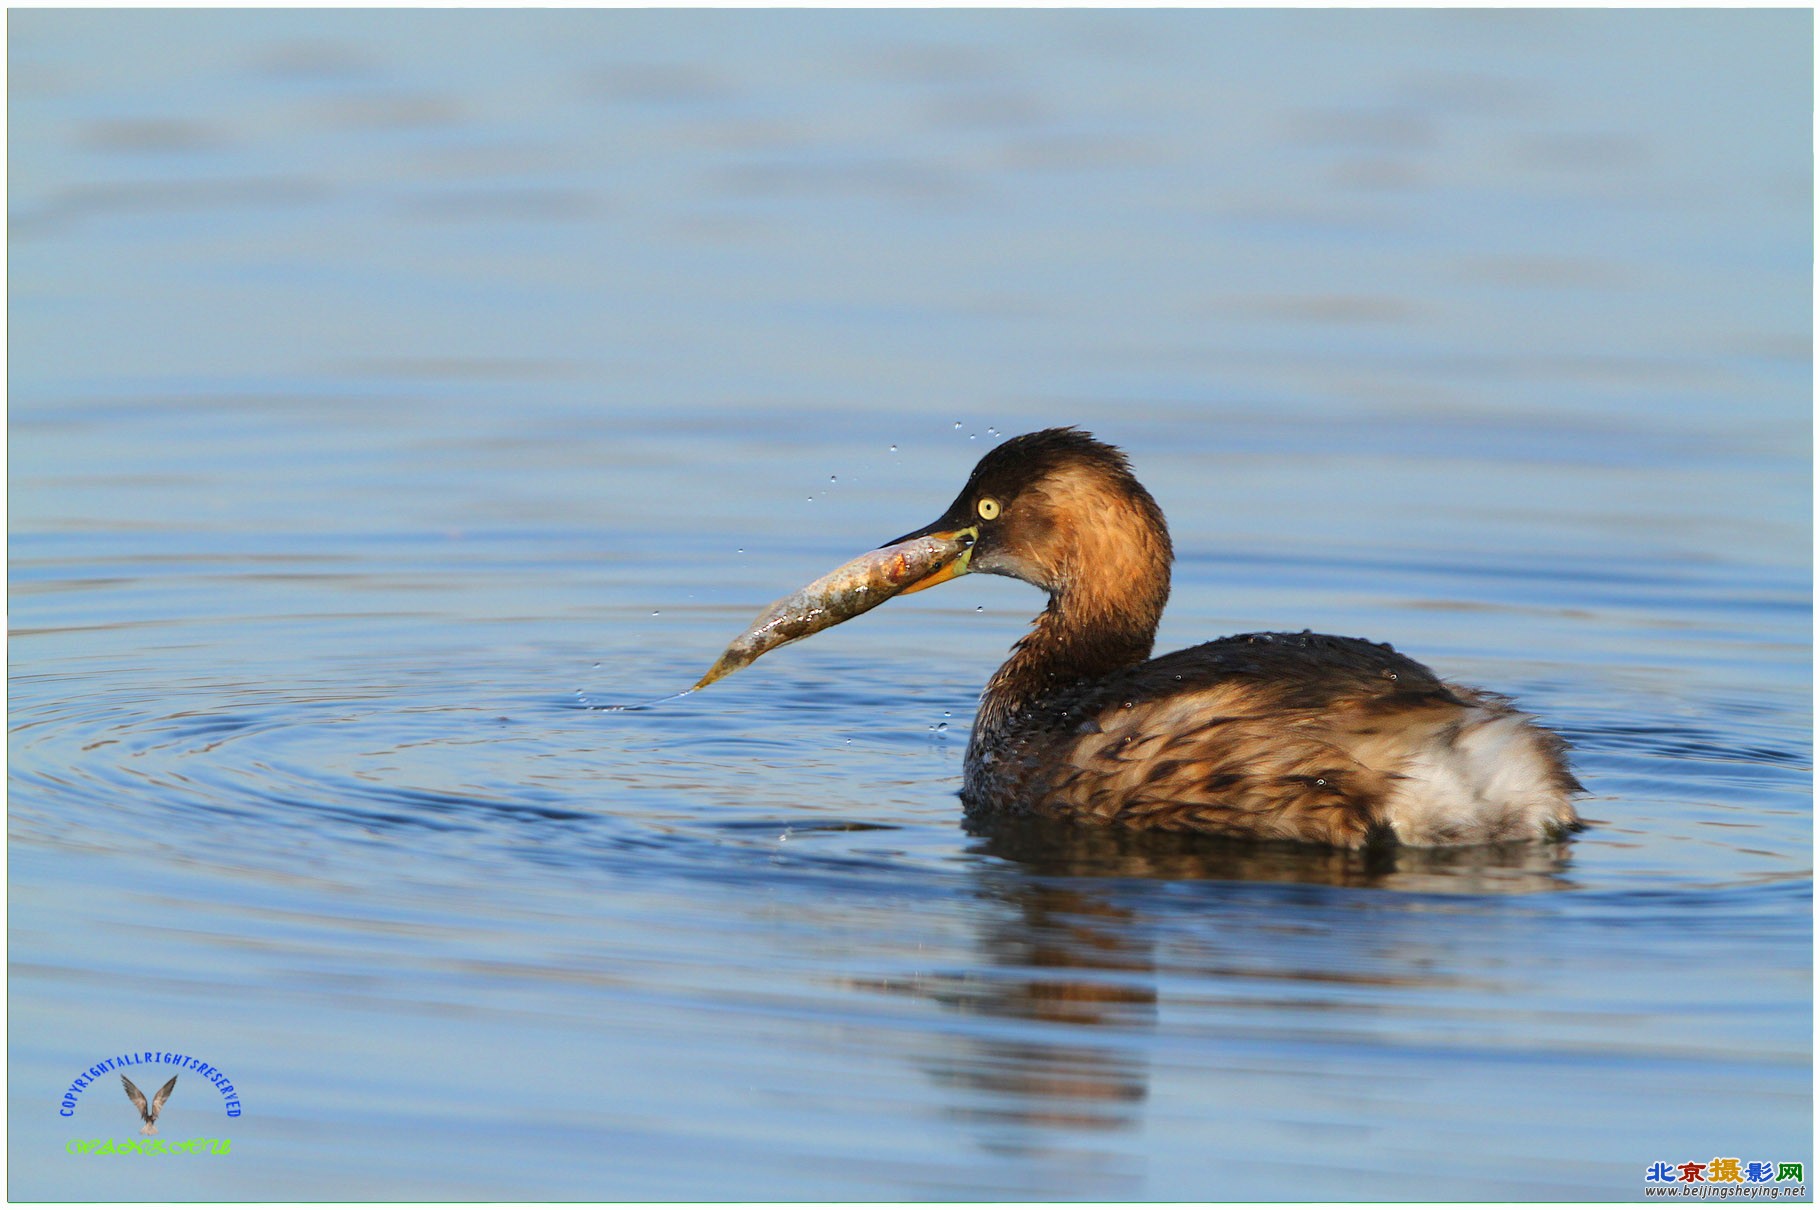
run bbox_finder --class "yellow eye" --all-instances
[977,497,1001,521]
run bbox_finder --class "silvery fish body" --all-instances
[694,532,965,689]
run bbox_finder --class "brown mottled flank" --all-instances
[704,427,1584,847]
[965,630,1582,847]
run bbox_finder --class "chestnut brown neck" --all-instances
[975,545,1171,740]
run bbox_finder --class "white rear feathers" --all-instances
[1381,706,1578,846]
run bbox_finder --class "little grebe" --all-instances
[706,427,1584,848]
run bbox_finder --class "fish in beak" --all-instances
[692,522,977,690]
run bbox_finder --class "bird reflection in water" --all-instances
[853,827,1574,1174]
[972,814,1580,893]
[859,876,1157,1172]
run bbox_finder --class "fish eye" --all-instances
[977,497,1001,521]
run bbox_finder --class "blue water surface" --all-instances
[8,9,1811,1200]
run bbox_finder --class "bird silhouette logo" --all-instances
[119,1073,178,1136]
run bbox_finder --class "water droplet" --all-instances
[942,710,952,718]
[593,662,601,670]
[807,496,815,503]
[1315,778,1327,786]
[889,444,898,453]
[1173,674,1182,682]
[975,605,984,612]
[953,421,962,429]
[652,610,660,616]
[934,721,949,732]
[829,474,838,483]
[969,433,977,440]
[1122,700,1134,710]
[737,547,744,554]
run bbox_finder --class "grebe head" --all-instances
[692,428,1174,691]
[891,427,1172,617]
